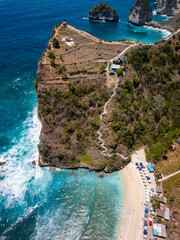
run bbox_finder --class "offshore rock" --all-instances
[128,0,153,26]
[157,0,180,16]
[89,3,119,22]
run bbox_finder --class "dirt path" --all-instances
[97,43,138,159]
[158,170,180,182]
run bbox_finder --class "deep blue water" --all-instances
[0,0,170,239]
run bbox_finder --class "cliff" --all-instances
[89,3,119,22]
[157,0,180,16]
[35,24,131,172]
[128,0,153,26]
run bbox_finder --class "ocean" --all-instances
[0,0,170,239]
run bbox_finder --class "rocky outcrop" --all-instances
[128,0,153,26]
[89,3,119,22]
[0,162,6,166]
[157,0,180,16]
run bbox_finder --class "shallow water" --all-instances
[0,0,170,239]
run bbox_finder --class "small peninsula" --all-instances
[89,3,119,22]
[128,0,153,26]
[35,22,180,173]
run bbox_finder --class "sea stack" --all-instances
[157,0,180,16]
[89,3,119,22]
[128,0,153,26]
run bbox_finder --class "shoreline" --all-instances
[118,149,156,240]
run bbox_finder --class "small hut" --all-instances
[62,19,67,27]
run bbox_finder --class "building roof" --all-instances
[157,209,165,218]
[155,195,166,204]
[111,64,120,70]
[156,186,162,193]
[164,208,170,221]
[147,164,154,172]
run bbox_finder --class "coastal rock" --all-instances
[32,160,36,166]
[0,162,6,166]
[89,3,119,22]
[128,0,153,26]
[157,0,180,16]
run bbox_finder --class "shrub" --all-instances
[57,65,65,74]
[62,72,67,79]
[116,68,123,76]
[52,38,60,48]
[50,59,56,67]
[48,51,55,59]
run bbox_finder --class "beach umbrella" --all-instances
[144,226,147,230]
[146,199,149,203]
[151,188,154,192]
[150,237,153,240]
[144,213,148,217]
[149,221,153,226]
[151,211,155,216]
[150,207,153,212]
[145,202,148,206]
[148,180,152,184]
[144,222,147,226]
[147,176,150,180]
[144,235,147,239]
[143,169,146,172]
[144,217,148,221]
[145,209,148,213]
[149,217,152,221]
[144,183,148,186]
[136,162,138,166]
[144,230,147,235]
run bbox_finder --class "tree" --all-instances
[116,68,123,76]
[52,38,60,48]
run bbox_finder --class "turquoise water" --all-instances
[0,0,170,239]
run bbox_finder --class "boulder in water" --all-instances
[128,0,153,26]
[0,162,6,166]
[89,3,119,22]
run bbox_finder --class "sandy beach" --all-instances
[118,148,156,240]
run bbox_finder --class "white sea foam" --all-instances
[0,106,46,208]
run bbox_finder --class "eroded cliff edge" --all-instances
[35,24,132,172]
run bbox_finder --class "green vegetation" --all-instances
[38,82,110,159]
[116,68,123,76]
[109,34,180,162]
[52,38,60,48]
[48,51,55,59]
[50,59,56,67]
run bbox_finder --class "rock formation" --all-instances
[89,3,119,22]
[157,0,180,16]
[128,0,153,26]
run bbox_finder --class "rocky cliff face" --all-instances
[128,0,153,26]
[157,0,180,16]
[89,3,119,22]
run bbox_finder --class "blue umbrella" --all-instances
[145,202,148,206]
[145,208,148,213]
[151,188,154,192]
[144,213,148,217]
[147,177,150,180]
[136,162,138,166]
[139,168,142,171]
[144,222,147,226]
[144,230,147,235]
[140,162,143,165]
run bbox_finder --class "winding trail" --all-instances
[158,170,180,182]
[97,43,138,159]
